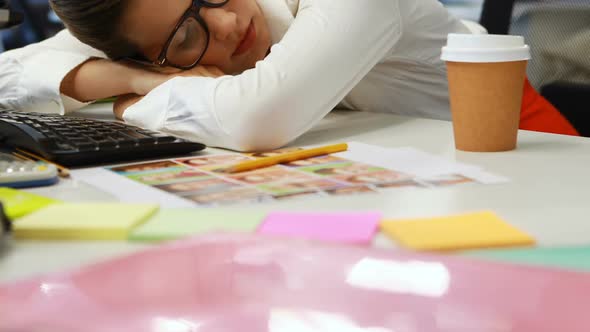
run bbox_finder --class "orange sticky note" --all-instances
[381,211,535,251]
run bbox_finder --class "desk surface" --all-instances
[2,110,590,284]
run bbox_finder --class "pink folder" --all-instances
[2,233,590,331]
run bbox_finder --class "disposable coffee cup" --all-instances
[441,34,531,152]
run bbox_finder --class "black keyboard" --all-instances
[0,110,206,167]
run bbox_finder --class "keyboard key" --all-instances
[154,136,177,143]
[137,130,159,135]
[120,130,156,144]
[68,137,91,144]
[56,142,76,151]
[87,135,105,140]
[95,139,117,148]
[110,137,136,147]
[74,142,98,152]
[39,131,53,137]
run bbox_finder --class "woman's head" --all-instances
[50,0,271,74]
[50,0,137,59]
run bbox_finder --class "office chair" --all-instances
[0,0,22,51]
[16,0,47,41]
[479,0,590,136]
[2,0,62,50]
[480,0,515,35]
[0,0,23,29]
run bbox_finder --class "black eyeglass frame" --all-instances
[133,0,229,70]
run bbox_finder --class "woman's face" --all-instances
[123,0,271,74]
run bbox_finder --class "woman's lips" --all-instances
[233,21,256,56]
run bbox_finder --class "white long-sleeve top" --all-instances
[0,0,472,151]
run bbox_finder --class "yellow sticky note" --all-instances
[0,188,60,220]
[381,211,535,251]
[13,203,159,241]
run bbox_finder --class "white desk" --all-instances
[2,110,590,284]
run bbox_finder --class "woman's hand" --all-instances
[130,64,225,96]
[172,65,225,79]
[115,65,224,119]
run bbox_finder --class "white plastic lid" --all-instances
[441,34,531,63]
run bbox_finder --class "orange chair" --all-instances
[520,78,579,136]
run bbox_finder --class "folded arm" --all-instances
[0,30,106,114]
[0,30,199,114]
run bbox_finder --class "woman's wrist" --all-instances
[61,58,139,102]
[128,68,172,96]
[128,64,226,95]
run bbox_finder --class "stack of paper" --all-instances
[0,188,60,220]
[13,203,158,240]
[130,209,266,242]
[258,211,382,245]
[381,211,535,251]
[465,246,590,272]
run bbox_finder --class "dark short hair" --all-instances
[49,0,139,59]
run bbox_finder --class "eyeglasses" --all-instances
[150,0,230,69]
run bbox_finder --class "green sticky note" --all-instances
[130,208,266,242]
[13,203,159,241]
[94,97,116,104]
[0,188,61,220]
[464,247,590,272]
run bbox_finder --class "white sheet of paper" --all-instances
[71,168,195,208]
[336,142,507,184]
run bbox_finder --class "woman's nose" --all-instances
[201,8,238,41]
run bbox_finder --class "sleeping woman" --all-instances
[0,0,484,150]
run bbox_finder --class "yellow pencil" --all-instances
[225,143,349,173]
[15,149,71,178]
[12,151,34,162]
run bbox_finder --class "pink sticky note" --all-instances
[258,212,382,244]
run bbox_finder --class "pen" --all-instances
[224,143,349,173]
[14,149,71,178]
